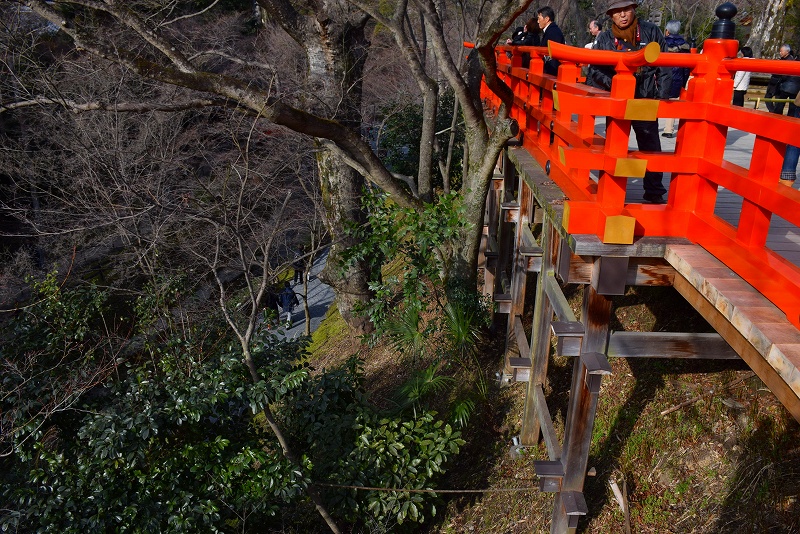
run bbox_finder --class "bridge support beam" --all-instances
[521,219,556,445]
[551,264,613,533]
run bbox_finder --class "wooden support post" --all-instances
[534,384,561,460]
[545,274,578,322]
[521,223,544,272]
[521,220,556,445]
[534,460,564,492]
[494,152,518,326]
[503,149,518,201]
[551,268,612,534]
[551,321,585,356]
[556,239,572,283]
[502,174,533,377]
[514,315,530,361]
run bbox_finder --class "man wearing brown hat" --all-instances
[585,0,671,204]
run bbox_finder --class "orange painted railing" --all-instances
[476,36,800,328]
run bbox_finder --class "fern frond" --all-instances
[451,399,475,428]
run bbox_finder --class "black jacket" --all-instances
[540,23,565,75]
[585,19,672,100]
[665,33,691,98]
[767,54,800,98]
[509,27,526,45]
[510,27,541,47]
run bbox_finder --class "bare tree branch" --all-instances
[21,0,420,210]
[0,96,228,114]
[161,0,222,27]
[28,0,197,73]
[187,50,278,73]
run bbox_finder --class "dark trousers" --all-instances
[732,90,746,107]
[765,80,778,112]
[781,106,800,180]
[631,119,666,196]
[771,91,797,116]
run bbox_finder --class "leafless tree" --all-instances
[2,0,533,330]
[743,0,791,57]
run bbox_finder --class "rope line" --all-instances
[315,482,538,494]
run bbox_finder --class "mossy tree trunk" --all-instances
[316,146,374,334]
[258,0,376,334]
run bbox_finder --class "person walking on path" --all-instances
[279,281,300,328]
[537,6,565,75]
[660,20,691,138]
[292,254,304,284]
[732,46,753,107]
[584,0,671,204]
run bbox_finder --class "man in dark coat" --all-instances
[279,281,300,328]
[505,17,540,66]
[585,0,672,204]
[765,44,797,113]
[661,20,691,138]
[536,6,565,75]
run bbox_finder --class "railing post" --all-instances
[737,138,783,247]
[596,66,637,210]
[671,6,739,214]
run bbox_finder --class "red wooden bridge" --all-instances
[474,6,800,532]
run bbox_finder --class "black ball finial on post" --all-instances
[710,3,737,39]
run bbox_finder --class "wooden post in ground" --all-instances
[551,261,613,533]
[503,176,533,374]
[496,150,518,297]
[520,219,556,445]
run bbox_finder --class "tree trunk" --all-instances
[316,146,375,335]
[747,0,788,58]
[444,116,514,290]
[258,0,375,333]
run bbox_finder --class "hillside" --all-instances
[308,285,800,533]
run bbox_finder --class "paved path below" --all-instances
[278,248,336,339]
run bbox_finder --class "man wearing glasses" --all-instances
[585,20,601,49]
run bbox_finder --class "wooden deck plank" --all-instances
[665,244,800,420]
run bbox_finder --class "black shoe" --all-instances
[643,193,665,204]
[661,132,675,138]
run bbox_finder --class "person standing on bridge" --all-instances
[506,17,540,47]
[732,46,753,107]
[660,20,691,139]
[505,17,540,67]
[585,20,601,49]
[584,0,671,204]
[780,92,800,187]
[537,6,565,75]
[764,44,797,113]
